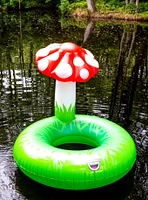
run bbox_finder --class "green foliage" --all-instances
[0,0,58,9]
[138,2,148,13]
[69,1,87,11]
[1,0,18,7]
[69,1,87,10]
[0,0,148,18]
[59,0,70,15]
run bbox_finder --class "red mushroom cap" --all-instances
[35,42,99,82]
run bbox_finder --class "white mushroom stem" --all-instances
[54,80,76,122]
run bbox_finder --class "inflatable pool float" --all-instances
[13,42,136,190]
[13,115,136,190]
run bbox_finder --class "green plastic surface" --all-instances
[13,115,136,190]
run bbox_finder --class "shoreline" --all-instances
[71,8,148,23]
[0,5,148,23]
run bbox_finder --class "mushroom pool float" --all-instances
[13,42,136,190]
[36,42,99,122]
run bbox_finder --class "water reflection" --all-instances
[109,26,147,126]
[0,10,148,200]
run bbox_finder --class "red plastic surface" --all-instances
[35,42,99,82]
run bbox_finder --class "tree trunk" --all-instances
[126,28,137,66]
[19,0,21,10]
[86,0,96,13]
[136,0,139,10]
[126,0,129,6]
[83,20,95,43]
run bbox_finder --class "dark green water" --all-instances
[0,9,148,200]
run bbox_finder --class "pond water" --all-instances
[0,9,148,200]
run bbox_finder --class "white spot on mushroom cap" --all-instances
[80,68,89,80]
[38,58,49,71]
[48,52,59,61]
[85,54,99,68]
[54,63,72,79]
[73,56,84,67]
[36,43,61,59]
[36,48,49,58]
[85,49,94,58]
[46,43,61,51]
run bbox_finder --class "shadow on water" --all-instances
[15,166,135,200]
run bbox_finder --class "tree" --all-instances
[136,0,139,10]
[86,0,96,13]
[126,0,140,11]
[126,0,129,6]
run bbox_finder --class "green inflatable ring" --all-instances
[13,115,136,190]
